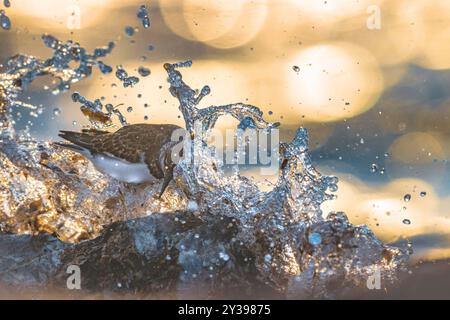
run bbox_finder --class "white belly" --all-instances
[90,154,156,184]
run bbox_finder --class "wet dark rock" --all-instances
[0,210,408,299]
[0,212,279,298]
[0,233,68,286]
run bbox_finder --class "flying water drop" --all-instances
[0,10,11,30]
[115,66,128,80]
[125,26,135,36]
[98,61,113,74]
[138,66,151,77]
[53,108,61,116]
[137,5,150,28]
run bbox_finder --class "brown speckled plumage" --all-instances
[57,123,183,195]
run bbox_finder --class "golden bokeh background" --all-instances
[2,0,450,263]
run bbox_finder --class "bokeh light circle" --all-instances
[10,0,108,29]
[285,42,383,122]
[160,0,267,49]
[388,132,446,165]
[290,0,385,23]
[414,0,450,69]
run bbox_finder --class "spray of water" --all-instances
[0,43,408,295]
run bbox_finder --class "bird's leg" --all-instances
[117,187,130,218]
[158,168,173,198]
[158,140,180,198]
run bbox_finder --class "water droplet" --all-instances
[115,66,128,80]
[420,191,427,197]
[402,219,411,225]
[72,120,77,126]
[137,5,150,28]
[219,252,230,261]
[0,10,11,30]
[97,61,112,74]
[3,0,11,8]
[124,26,135,36]
[308,232,322,246]
[403,194,411,202]
[292,65,300,72]
[200,85,210,96]
[127,106,133,113]
[144,115,148,120]
[71,92,81,102]
[329,184,338,192]
[370,163,378,173]
[138,66,151,77]
[53,108,61,116]
[124,76,139,88]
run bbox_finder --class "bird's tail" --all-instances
[57,129,108,150]
[53,141,86,153]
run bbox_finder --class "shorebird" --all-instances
[55,123,183,197]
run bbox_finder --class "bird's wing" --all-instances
[58,129,109,151]
[96,124,178,164]
[59,124,181,172]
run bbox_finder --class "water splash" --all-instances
[0,34,114,139]
[164,61,407,293]
[0,56,408,296]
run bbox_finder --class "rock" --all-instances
[0,233,68,287]
[0,212,280,298]
[0,210,408,299]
